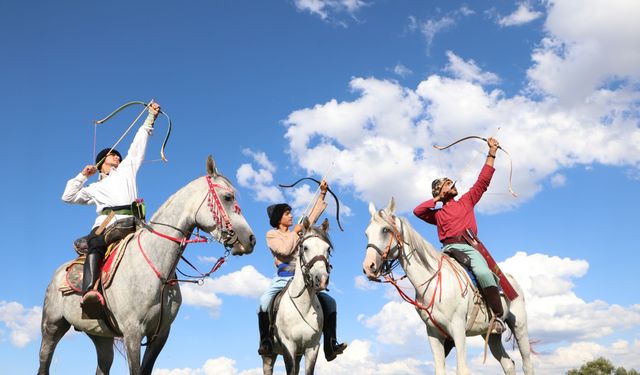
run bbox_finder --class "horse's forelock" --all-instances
[306,226,333,250]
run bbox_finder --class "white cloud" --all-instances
[498,2,543,27]
[283,63,640,214]
[236,149,284,203]
[393,63,412,78]
[500,252,640,344]
[154,356,254,375]
[549,173,566,187]
[528,0,640,103]
[293,0,367,23]
[0,301,41,348]
[353,275,379,291]
[409,7,475,52]
[444,51,500,85]
[181,266,270,316]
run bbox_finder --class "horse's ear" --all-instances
[206,155,218,176]
[387,197,396,214]
[368,202,377,216]
[320,218,330,232]
[302,216,311,231]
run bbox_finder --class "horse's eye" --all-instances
[382,227,390,233]
[224,194,233,202]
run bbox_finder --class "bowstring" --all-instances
[298,159,336,224]
[452,127,501,189]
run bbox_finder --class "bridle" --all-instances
[295,231,332,293]
[365,211,407,277]
[203,175,242,249]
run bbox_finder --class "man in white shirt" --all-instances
[62,102,160,317]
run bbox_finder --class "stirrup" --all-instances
[490,317,506,335]
[325,340,347,361]
[81,291,106,320]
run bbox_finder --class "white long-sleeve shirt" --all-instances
[62,114,154,229]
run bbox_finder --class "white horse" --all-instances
[38,156,256,375]
[261,218,332,375]
[362,198,534,375]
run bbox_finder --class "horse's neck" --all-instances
[399,221,441,292]
[138,179,203,276]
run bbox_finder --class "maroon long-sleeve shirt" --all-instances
[413,164,495,243]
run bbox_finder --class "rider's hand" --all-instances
[293,223,303,234]
[82,165,97,177]
[487,137,499,154]
[319,179,328,193]
[148,101,161,117]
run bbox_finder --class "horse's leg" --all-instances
[88,334,114,375]
[294,354,302,374]
[303,345,320,375]
[506,311,534,375]
[281,342,296,375]
[261,354,277,375]
[449,323,471,375]
[123,332,143,375]
[488,334,515,375]
[38,293,71,375]
[426,326,447,375]
[140,328,171,375]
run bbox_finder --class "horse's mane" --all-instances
[397,216,440,263]
[373,210,440,272]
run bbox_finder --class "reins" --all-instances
[132,175,240,345]
[369,213,468,340]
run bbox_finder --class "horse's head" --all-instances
[363,197,404,281]
[297,217,333,291]
[194,155,256,256]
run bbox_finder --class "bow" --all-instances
[278,177,345,231]
[433,135,518,197]
[94,100,172,162]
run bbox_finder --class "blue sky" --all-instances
[1,0,639,374]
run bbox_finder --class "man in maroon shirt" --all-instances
[413,137,505,333]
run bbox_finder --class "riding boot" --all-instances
[483,286,505,334]
[82,252,102,294]
[81,252,105,319]
[323,312,347,362]
[257,311,273,355]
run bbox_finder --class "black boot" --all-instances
[323,312,347,362]
[81,252,105,319]
[257,311,273,355]
[483,286,505,334]
[82,252,102,294]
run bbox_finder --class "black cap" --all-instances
[95,148,122,171]
[267,203,292,228]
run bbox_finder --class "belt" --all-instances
[101,205,132,216]
[441,235,468,246]
[277,263,294,277]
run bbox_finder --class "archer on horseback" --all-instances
[257,179,347,362]
[413,137,507,334]
[61,101,161,318]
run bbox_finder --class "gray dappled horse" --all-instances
[363,198,534,375]
[261,219,332,375]
[38,156,256,375]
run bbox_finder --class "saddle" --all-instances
[73,217,138,256]
[59,232,136,296]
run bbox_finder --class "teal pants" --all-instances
[443,243,498,289]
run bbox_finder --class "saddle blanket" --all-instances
[58,233,135,295]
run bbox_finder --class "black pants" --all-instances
[86,227,107,257]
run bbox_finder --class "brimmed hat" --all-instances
[95,148,122,171]
[267,203,292,228]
